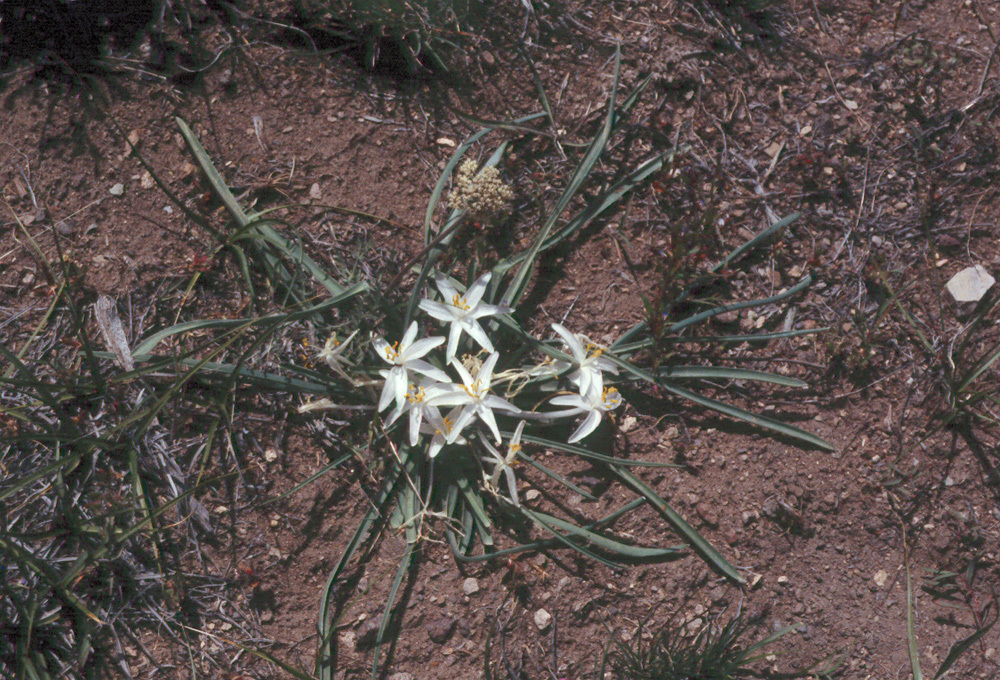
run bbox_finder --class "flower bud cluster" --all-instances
[449,159,514,222]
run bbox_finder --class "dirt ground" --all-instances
[2,1,1000,679]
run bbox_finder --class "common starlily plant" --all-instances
[131,89,831,680]
[305,55,830,679]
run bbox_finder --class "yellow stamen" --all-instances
[384,341,400,361]
[434,416,454,436]
[586,342,604,359]
[406,386,426,403]
[461,379,483,397]
[451,293,471,311]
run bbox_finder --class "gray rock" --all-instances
[946,265,994,303]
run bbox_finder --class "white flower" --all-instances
[482,420,525,506]
[419,272,509,363]
[420,406,467,458]
[372,321,450,412]
[550,323,619,399]
[428,352,520,444]
[548,386,623,443]
[317,330,358,383]
[385,379,451,447]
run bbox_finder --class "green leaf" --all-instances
[524,509,679,560]
[133,285,367,355]
[607,354,834,451]
[613,467,745,584]
[656,366,808,388]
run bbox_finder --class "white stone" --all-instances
[533,608,551,630]
[946,265,994,303]
[462,577,479,595]
[109,183,124,196]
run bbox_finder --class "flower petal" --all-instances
[403,336,445,361]
[400,321,419,350]
[406,358,450,383]
[549,394,586,408]
[551,323,586,362]
[446,323,463,363]
[407,405,423,446]
[372,336,395,364]
[478,352,499,387]
[464,272,492,307]
[433,273,460,303]
[477,403,502,444]
[463,318,495,354]
[483,394,520,414]
[419,298,459,322]
[378,376,396,412]
[568,410,603,443]
[447,406,476,444]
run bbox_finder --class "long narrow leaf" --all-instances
[657,366,807,387]
[613,466,744,584]
[502,47,622,308]
[525,509,679,560]
[134,285,367,355]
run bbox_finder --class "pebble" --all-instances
[462,577,479,595]
[109,183,124,196]
[533,608,552,631]
[427,616,456,644]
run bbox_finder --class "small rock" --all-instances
[533,608,552,631]
[776,575,790,585]
[873,569,889,587]
[946,265,994,303]
[55,219,75,235]
[427,616,456,644]
[109,183,124,196]
[695,502,719,528]
[309,183,322,200]
[524,489,541,502]
[435,137,456,147]
[390,673,414,680]
[462,577,480,595]
[620,415,637,432]
[481,51,495,67]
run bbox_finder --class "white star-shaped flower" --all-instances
[317,330,358,383]
[420,405,467,458]
[548,386,623,443]
[372,321,450,412]
[384,379,452,447]
[482,420,526,506]
[427,352,520,444]
[550,323,619,399]
[419,272,510,363]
